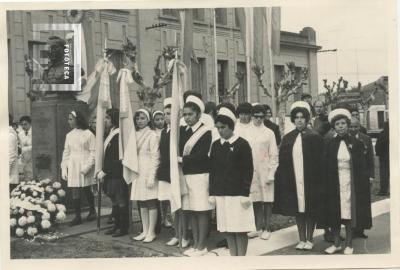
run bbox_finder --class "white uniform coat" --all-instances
[61,129,96,187]
[248,123,279,202]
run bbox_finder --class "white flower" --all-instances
[56,211,66,221]
[52,182,62,189]
[20,194,26,199]
[43,179,51,184]
[45,186,54,193]
[27,216,35,224]
[42,212,51,220]
[56,204,66,212]
[27,226,38,236]
[26,211,33,217]
[41,220,51,229]
[32,191,38,197]
[50,194,58,203]
[47,203,56,213]
[12,209,18,215]
[15,228,25,237]
[10,218,17,227]
[57,189,66,198]
[18,216,27,227]
[18,208,25,215]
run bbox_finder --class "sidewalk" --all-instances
[52,198,390,257]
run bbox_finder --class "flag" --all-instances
[94,59,116,175]
[253,7,264,67]
[117,68,139,185]
[264,7,281,55]
[179,9,193,70]
[169,59,187,213]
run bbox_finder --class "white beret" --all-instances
[136,108,150,120]
[186,95,205,113]
[152,110,164,119]
[328,108,352,123]
[290,101,311,114]
[218,107,236,124]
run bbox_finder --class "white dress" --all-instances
[131,127,160,201]
[248,123,279,202]
[292,133,305,213]
[337,140,352,219]
[18,128,33,181]
[61,129,96,187]
[216,196,256,233]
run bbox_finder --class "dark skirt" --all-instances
[104,178,129,206]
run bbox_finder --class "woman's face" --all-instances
[183,107,200,127]
[334,118,349,136]
[252,112,265,127]
[294,112,307,131]
[153,114,165,130]
[68,114,76,129]
[105,114,113,130]
[239,113,251,124]
[216,121,233,140]
[135,112,149,130]
[164,108,171,125]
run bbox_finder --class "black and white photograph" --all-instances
[1,0,398,269]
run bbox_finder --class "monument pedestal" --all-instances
[32,98,89,209]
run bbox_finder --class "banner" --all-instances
[169,59,187,213]
[93,59,116,175]
[117,68,139,185]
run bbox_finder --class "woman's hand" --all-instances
[61,169,68,181]
[240,197,252,209]
[96,170,106,180]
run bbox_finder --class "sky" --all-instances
[280,1,393,94]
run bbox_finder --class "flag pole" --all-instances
[245,8,252,103]
[213,9,219,103]
[266,7,277,122]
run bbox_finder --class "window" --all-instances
[217,60,229,102]
[192,9,205,21]
[234,9,241,27]
[237,62,246,103]
[215,8,227,25]
[378,111,385,129]
[191,58,207,98]
[162,9,179,18]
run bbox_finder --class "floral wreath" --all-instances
[66,10,84,24]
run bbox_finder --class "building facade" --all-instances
[7,9,320,120]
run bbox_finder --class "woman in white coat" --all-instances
[131,108,160,243]
[247,105,279,240]
[61,111,96,226]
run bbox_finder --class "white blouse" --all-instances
[292,133,305,213]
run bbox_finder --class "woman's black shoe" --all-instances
[105,228,117,235]
[112,231,128,237]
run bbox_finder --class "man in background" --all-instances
[350,108,367,134]
[311,100,330,137]
[18,116,33,181]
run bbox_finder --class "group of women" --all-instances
[60,92,372,256]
